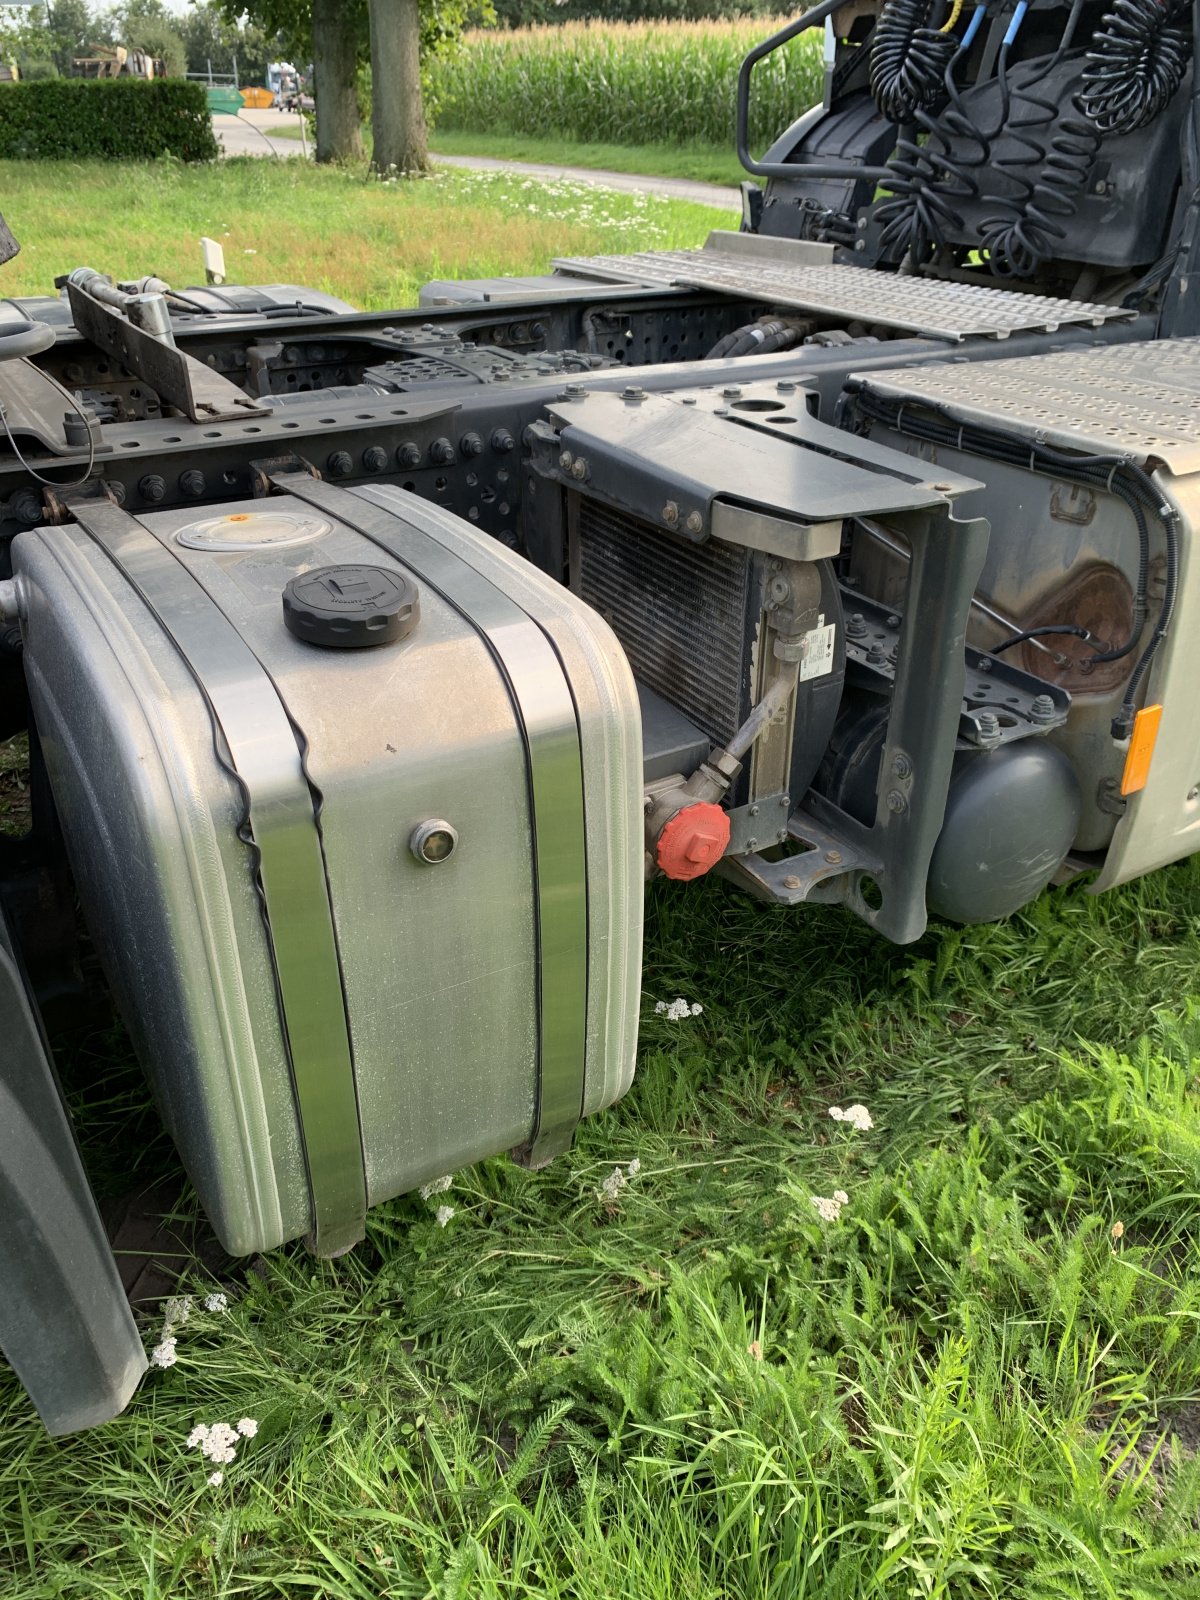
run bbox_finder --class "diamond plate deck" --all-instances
[551,251,1133,342]
[856,338,1200,473]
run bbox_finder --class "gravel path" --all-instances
[213,110,742,212]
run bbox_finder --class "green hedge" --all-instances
[0,79,218,162]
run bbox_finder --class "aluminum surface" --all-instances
[855,338,1200,473]
[67,495,366,1257]
[551,252,1133,341]
[279,474,590,1165]
[16,487,642,1252]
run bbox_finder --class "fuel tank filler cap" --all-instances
[282,563,419,649]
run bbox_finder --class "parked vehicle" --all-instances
[2,0,1197,1433]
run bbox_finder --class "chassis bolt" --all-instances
[362,445,388,473]
[824,850,842,864]
[977,710,1001,740]
[179,468,206,498]
[776,380,796,394]
[397,442,421,469]
[326,450,353,479]
[783,874,802,890]
[570,457,589,481]
[138,473,166,504]
[749,803,760,817]
[1030,693,1056,723]
[780,795,790,807]
[685,510,703,534]
[722,386,742,399]
[886,789,907,814]
[491,428,515,453]
[662,501,680,526]
[430,438,455,466]
[746,837,758,851]
[622,386,645,402]
[892,753,911,779]
[559,450,573,470]
[846,611,867,638]
[460,432,484,459]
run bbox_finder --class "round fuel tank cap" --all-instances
[282,563,419,649]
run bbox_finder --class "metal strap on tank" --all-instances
[277,473,590,1165]
[66,495,366,1256]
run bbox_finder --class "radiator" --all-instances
[573,497,754,746]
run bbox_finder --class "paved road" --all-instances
[213,108,742,211]
[432,153,741,212]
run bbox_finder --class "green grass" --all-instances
[269,121,747,187]
[3,159,1200,1597]
[428,19,824,150]
[6,868,1200,1596]
[431,130,746,188]
[0,157,730,309]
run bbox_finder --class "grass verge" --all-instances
[1,158,1199,1598]
[431,129,746,188]
[268,121,746,188]
[0,156,730,308]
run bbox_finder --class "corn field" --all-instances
[427,19,825,149]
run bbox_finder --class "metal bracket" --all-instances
[65,277,271,425]
[725,792,791,855]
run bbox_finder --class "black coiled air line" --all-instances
[1080,0,1191,132]
[869,0,963,120]
[874,4,997,262]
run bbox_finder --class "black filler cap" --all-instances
[282,564,419,649]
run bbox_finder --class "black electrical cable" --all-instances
[1080,0,1191,135]
[0,358,96,489]
[875,5,1004,264]
[843,385,1176,736]
[978,0,1098,278]
[870,0,960,122]
[993,623,1098,652]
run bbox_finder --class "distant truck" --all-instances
[266,59,308,110]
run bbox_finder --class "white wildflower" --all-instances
[243,248,257,255]
[828,1104,873,1132]
[149,1336,177,1368]
[163,1296,191,1330]
[435,1205,455,1228]
[190,1420,240,1465]
[237,1417,258,1438]
[654,997,703,1021]
[599,1165,627,1202]
[207,1471,223,1487]
[202,1292,228,1313]
[810,1193,849,1223]
[420,1174,453,1200]
[186,1424,209,1449]
[627,1158,642,1177]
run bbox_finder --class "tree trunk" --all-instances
[368,0,427,175]
[312,0,363,165]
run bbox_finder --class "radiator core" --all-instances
[574,497,753,745]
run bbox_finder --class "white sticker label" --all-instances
[799,613,836,682]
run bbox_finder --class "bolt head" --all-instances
[662,501,680,525]
[886,789,907,814]
[570,457,588,481]
[559,450,573,470]
[824,850,842,864]
[685,510,703,534]
[782,873,802,890]
[749,804,760,817]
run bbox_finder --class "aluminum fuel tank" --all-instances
[13,478,643,1256]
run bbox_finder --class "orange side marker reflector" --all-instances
[1120,704,1163,796]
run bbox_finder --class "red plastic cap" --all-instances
[655,803,731,881]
